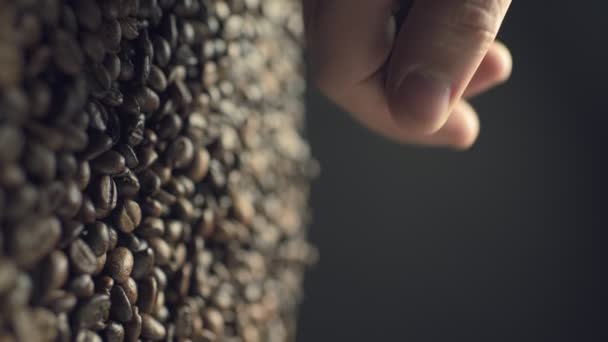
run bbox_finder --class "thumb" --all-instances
[386,0,511,134]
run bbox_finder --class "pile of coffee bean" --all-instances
[0,0,318,341]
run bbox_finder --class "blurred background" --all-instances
[297,1,608,341]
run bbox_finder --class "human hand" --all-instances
[304,0,512,149]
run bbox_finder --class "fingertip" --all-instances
[387,68,452,134]
[486,41,513,84]
[446,101,480,150]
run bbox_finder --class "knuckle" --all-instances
[449,0,505,51]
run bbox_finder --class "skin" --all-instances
[304,0,513,150]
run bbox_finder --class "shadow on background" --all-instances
[298,2,608,341]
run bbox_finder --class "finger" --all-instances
[464,40,512,98]
[386,0,511,133]
[310,0,395,100]
[346,89,480,149]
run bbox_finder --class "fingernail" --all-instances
[391,70,451,131]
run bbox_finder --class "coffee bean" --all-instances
[70,238,98,274]
[156,114,182,140]
[74,294,111,330]
[204,308,224,337]
[152,35,171,67]
[77,197,97,224]
[68,274,95,298]
[57,153,78,180]
[134,86,160,113]
[148,237,171,266]
[132,248,155,280]
[93,253,107,275]
[57,181,83,219]
[81,131,113,161]
[106,247,134,284]
[133,146,158,172]
[124,306,142,342]
[141,313,166,340]
[138,169,161,196]
[102,84,124,107]
[43,289,77,313]
[77,161,91,190]
[137,217,164,238]
[165,136,194,169]
[10,216,61,269]
[104,53,121,81]
[114,170,141,198]
[113,199,142,233]
[0,125,24,164]
[92,175,117,218]
[148,65,167,92]
[90,150,126,175]
[104,322,125,342]
[24,142,56,182]
[95,275,114,296]
[122,277,138,304]
[75,330,102,342]
[135,55,151,84]
[0,258,18,295]
[83,222,110,257]
[186,148,210,182]
[110,285,133,322]
[41,250,69,292]
[122,113,145,147]
[119,17,139,40]
[53,30,84,75]
[13,308,58,342]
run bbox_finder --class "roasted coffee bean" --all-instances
[24,141,56,182]
[102,84,124,107]
[74,294,111,330]
[43,289,77,313]
[134,146,158,171]
[132,248,155,280]
[152,35,171,67]
[92,175,118,218]
[12,307,58,342]
[94,252,107,275]
[123,113,145,147]
[124,306,142,342]
[0,258,18,295]
[138,169,161,196]
[156,114,182,140]
[41,250,69,292]
[106,247,134,284]
[10,216,61,269]
[133,86,159,113]
[57,181,83,219]
[0,125,24,164]
[57,153,78,180]
[122,277,138,304]
[29,81,52,118]
[75,330,102,342]
[110,285,133,322]
[68,274,95,298]
[137,217,164,238]
[165,136,194,169]
[104,322,125,342]
[70,238,98,274]
[148,64,167,92]
[135,54,151,84]
[83,222,110,257]
[81,131,113,161]
[103,53,121,81]
[171,80,193,108]
[119,17,139,40]
[96,275,114,295]
[141,313,166,340]
[53,30,84,75]
[114,170,141,198]
[148,237,171,266]
[113,199,142,233]
[77,196,97,224]
[90,150,126,175]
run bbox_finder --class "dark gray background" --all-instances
[298,2,608,341]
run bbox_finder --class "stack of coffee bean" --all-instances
[0,0,318,341]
